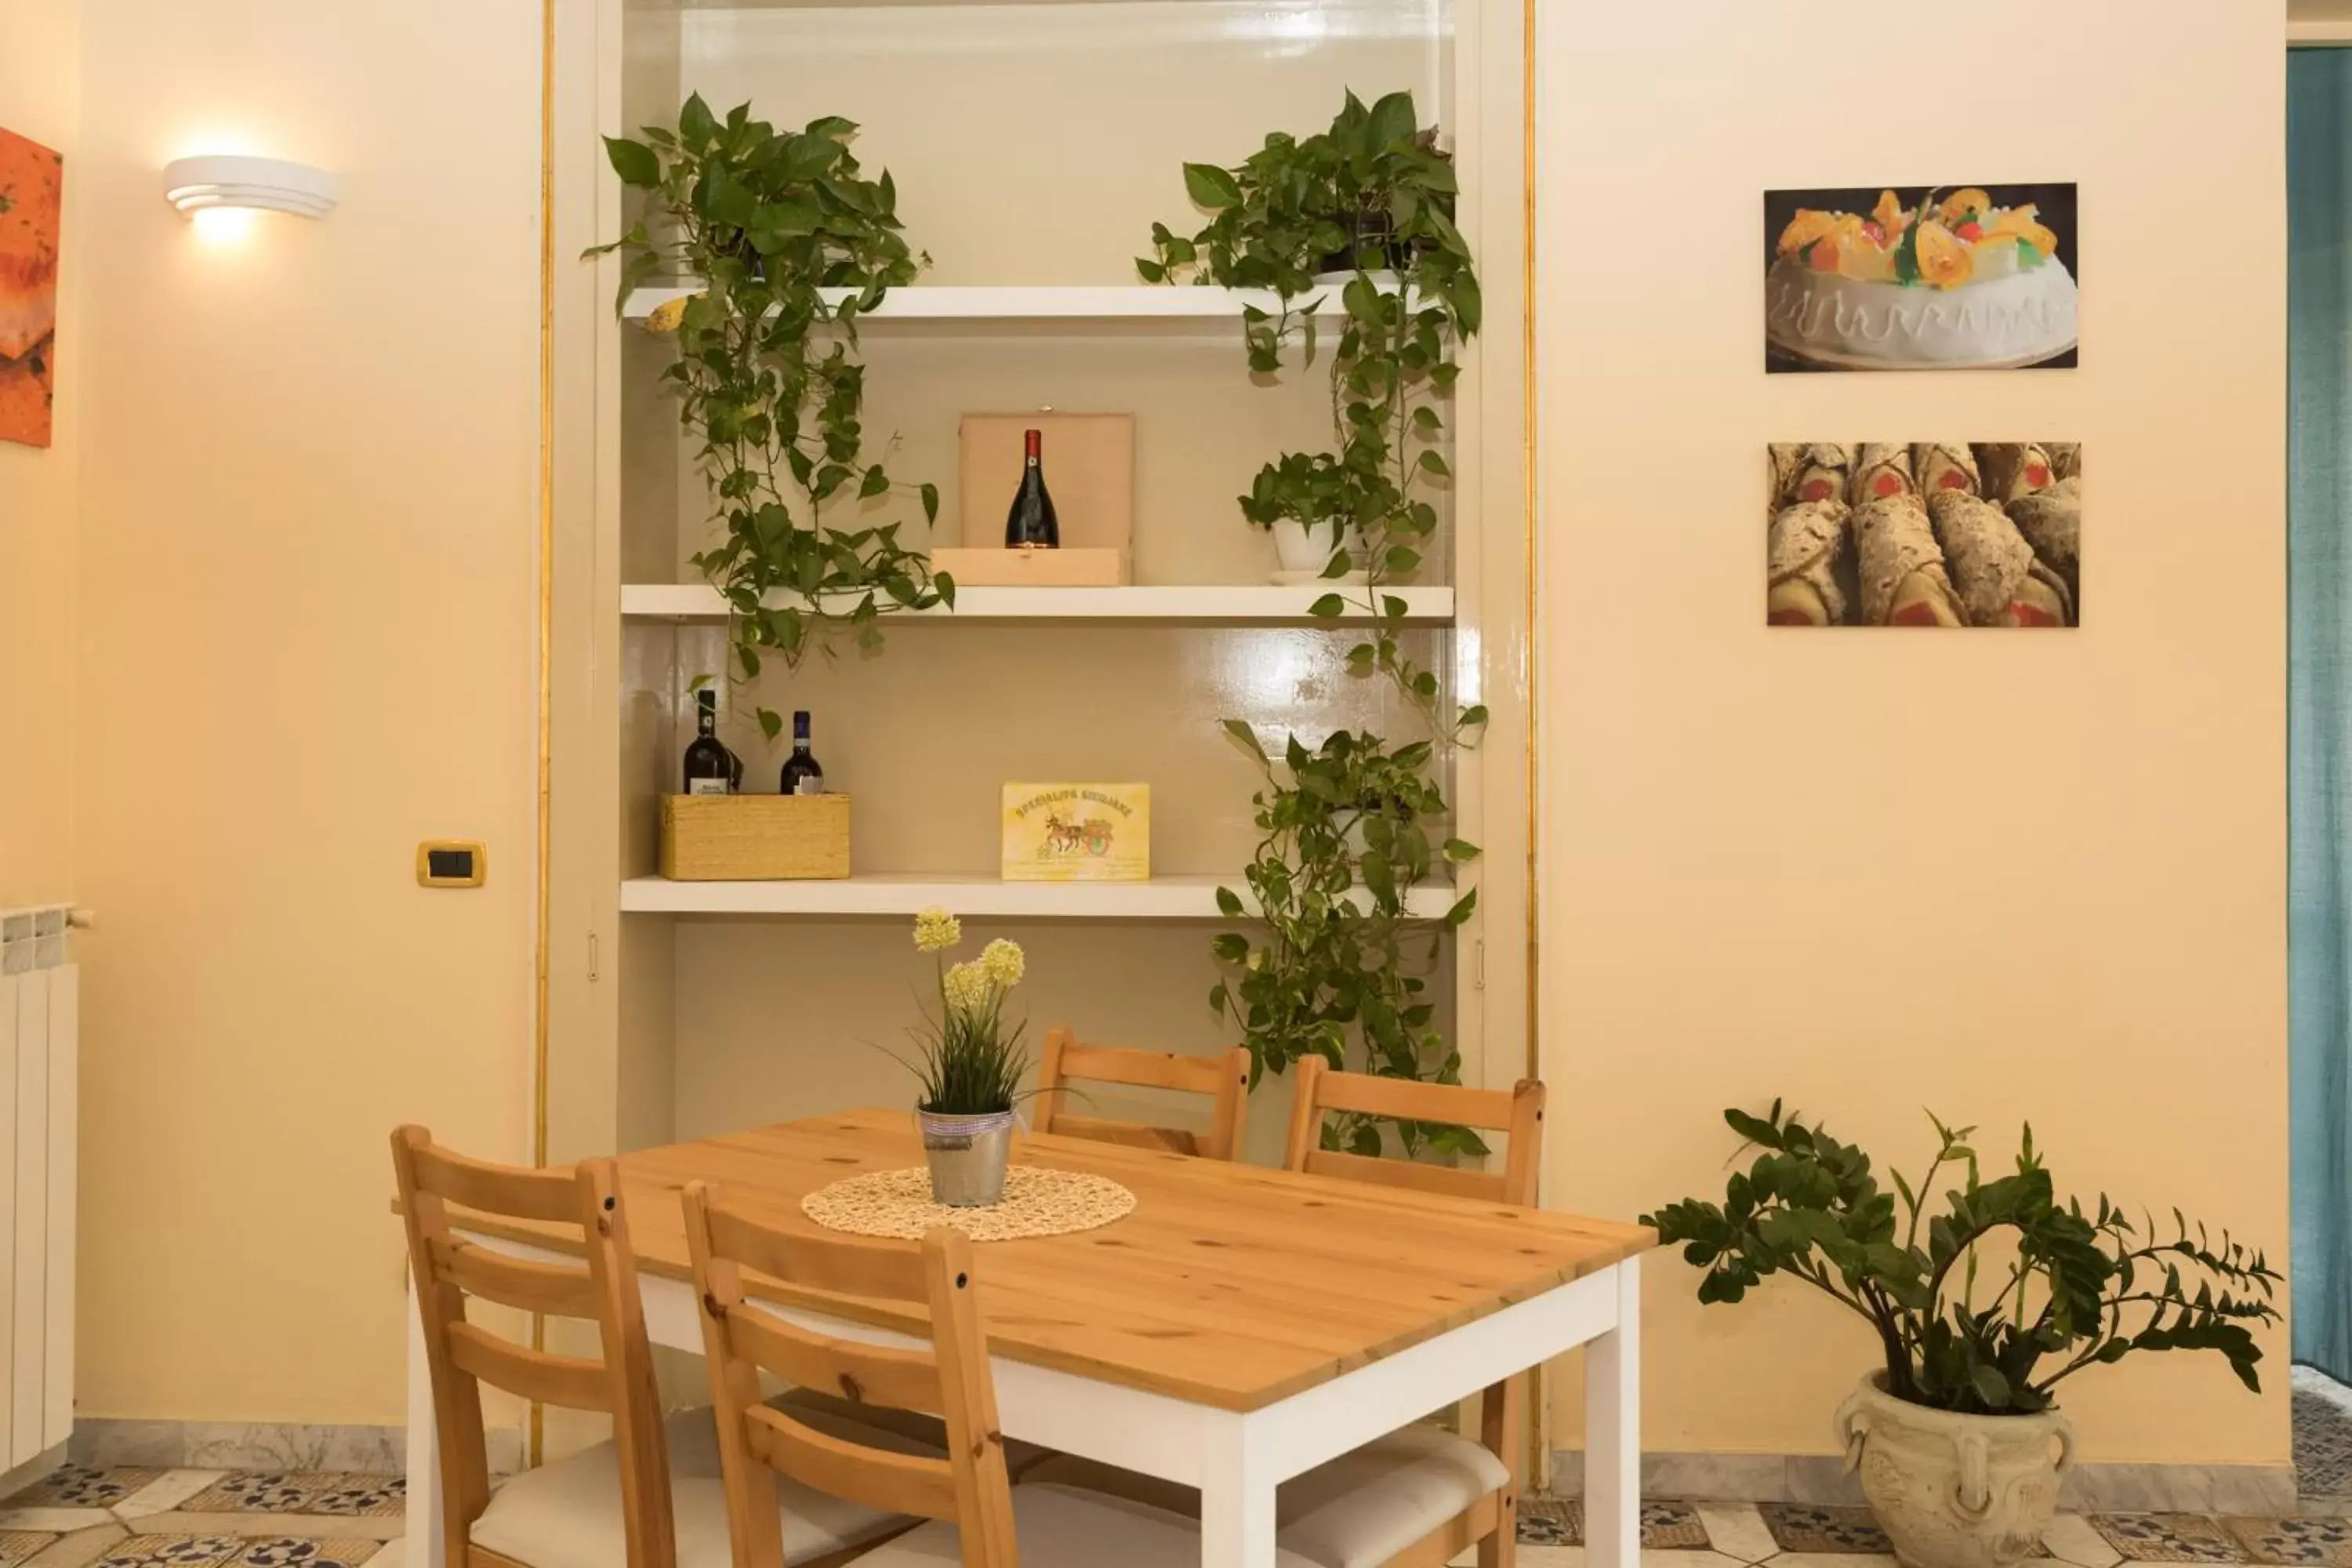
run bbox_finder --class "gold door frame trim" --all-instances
[529,0,557,1472]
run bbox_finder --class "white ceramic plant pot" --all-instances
[1269,521,1364,584]
[1835,1374,2074,1568]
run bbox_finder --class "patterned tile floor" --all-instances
[0,1372,2342,1568]
[0,1468,400,1568]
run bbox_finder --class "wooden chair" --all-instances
[1021,1061,1547,1568]
[392,1127,932,1568]
[681,1181,1317,1568]
[1279,1057,1547,1568]
[392,1126,676,1568]
[1033,1029,1250,1161]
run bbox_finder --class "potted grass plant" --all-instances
[902,908,1030,1206]
[1644,1103,2281,1568]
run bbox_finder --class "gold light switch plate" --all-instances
[416,841,488,887]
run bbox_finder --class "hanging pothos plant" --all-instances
[593,94,952,742]
[1145,89,1488,1157]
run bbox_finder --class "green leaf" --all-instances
[757,708,783,742]
[1308,593,1346,619]
[859,466,891,499]
[678,93,717,152]
[1367,90,1419,149]
[920,482,940,524]
[602,136,660,188]
[1183,162,1245,210]
[1221,719,1267,760]
[1135,257,1167,284]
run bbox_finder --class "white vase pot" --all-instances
[1269,520,1363,584]
[1835,1373,2075,1568]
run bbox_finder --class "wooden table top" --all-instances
[452,1109,1654,1413]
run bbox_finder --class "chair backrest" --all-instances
[681,1182,1017,1568]
[390,1127,674,1568]
[1033,1028,1250,1161]
[1280,1056,1546,1205]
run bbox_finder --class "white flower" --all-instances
[913,907,962,953]
[980,938,1025,989]
[942,960,989,1014]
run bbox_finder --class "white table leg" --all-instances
[406,1271,446,1568]
[1197,1414,1278,1568]
[1584,1260,1642,1568]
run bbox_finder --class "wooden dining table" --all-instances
[405,1109,1656,1568]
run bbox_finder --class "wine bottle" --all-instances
[779,710,826,796]
[682,688,734,796]
[1003,427,1060,549]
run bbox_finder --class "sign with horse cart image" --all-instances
[1001,784,1151,882]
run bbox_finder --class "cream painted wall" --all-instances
[1538,0,2288,1467]
[67,0,542,1421]
[0,0,80,909]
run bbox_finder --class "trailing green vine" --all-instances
[594,94,952,742]
[1147,90,1489,1156]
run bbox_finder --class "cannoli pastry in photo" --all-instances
[1849,445,1915,504]
[1927,491,2072,626]
[1910,443,1980,496]
[1768,500,1853,625]
[1854,495,1964,626]
[1972,442,2058,504]
[2005,474,2082,608]
[1771,443,1855,508]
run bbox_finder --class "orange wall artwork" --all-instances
[0,127,63,450]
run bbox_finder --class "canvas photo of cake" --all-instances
[0,126,64,449]
[1766,444,2082,627]
[1763,184,2078,372]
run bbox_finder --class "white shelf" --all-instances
[622,283,1395,326]
[622,583,1454,624]
[619,873,1460,922]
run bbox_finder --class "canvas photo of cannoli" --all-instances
[1764,184,2078,372]
[1766,444,2082,627]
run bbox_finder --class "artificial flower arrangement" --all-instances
[902,908,1030,1204]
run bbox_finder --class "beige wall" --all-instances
[67,0,542,1421]
[1538,0,2288,1466]
[0,0,81,909]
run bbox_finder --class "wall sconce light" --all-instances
[161,155,339,220]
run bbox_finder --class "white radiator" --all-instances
[0,906,74,1468]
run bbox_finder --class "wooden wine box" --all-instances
[945,412,1134,587]
[660,794,851,881]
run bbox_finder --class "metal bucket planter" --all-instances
[917,1109,1015,1207]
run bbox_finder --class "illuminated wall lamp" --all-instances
[162,155,339,220]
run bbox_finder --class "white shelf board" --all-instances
[619,873,1459,922]
[622,283,1392,325]
[622,583,1454,624]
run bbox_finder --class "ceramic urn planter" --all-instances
[1835,1374,2076,1568]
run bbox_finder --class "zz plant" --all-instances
[594,95,950,742]
[1149,90,1487,1153]
[1644,1102,2282,1414]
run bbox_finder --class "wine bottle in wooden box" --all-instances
[1000,784,1149,882]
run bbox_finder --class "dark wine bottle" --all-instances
[779,710,826,796]
[682,688,734,795]
[1003,427,1060,548]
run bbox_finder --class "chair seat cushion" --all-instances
[1022,1425,1510,1568]
[848,1482,1323,1567]
[470,1399,942,1568]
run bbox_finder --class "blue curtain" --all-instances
[2292,48,2352,1382]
